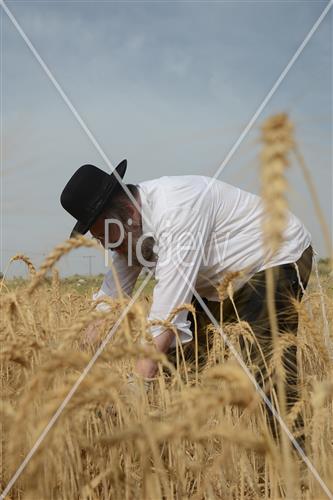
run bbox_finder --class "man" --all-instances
[61,160,313,421]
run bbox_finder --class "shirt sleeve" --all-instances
[92,251,142,311]
[148,208,213,348]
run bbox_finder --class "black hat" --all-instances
[60,160,127,238]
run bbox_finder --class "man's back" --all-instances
[138,175,311,287]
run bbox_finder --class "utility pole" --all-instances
[83,255,95,276]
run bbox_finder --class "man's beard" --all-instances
[127,223,157,268]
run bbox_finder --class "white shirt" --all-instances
[93,176,311,347]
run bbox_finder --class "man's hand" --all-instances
[135,328,175,378]
[135,357,159,379]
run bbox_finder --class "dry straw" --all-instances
[0,254,36,293]
[9,254,36,276]
[1,249,332,500]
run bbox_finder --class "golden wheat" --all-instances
[1,248,331,499]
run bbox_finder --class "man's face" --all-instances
[90,216,127,255]
[90,212,156,267]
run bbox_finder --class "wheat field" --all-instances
[1,115,332,499]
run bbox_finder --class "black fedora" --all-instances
[60,160,127,238]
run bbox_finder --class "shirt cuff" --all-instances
[92,290,112,312]
[150,320,193,348]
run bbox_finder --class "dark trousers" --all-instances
[176,245,313,434]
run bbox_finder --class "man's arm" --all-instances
[93,251,142,305]
[135,207,213,378]
[83,251,141,344]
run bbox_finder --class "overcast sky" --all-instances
[2,0,332,278]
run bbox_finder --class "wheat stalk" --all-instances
[260,112,295,498]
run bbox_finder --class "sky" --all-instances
[1,0,332,278]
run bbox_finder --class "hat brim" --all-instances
[70,159,127,238]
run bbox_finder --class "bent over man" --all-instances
[61,160,313,435]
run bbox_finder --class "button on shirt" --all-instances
[93,176,311,347]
